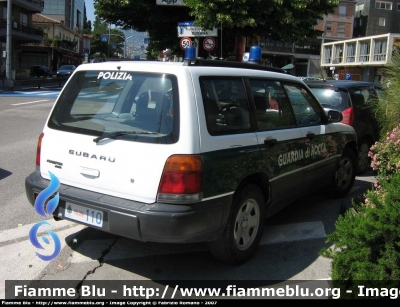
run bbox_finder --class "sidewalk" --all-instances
[1,77,66,93]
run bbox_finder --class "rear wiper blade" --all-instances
[93,131,158,143]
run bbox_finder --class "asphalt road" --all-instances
[0,88,377,300]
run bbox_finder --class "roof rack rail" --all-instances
[91,58,148,63]
[182,45,287,74]
[183,58,286,73]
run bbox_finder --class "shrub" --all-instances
[320,171,400,298]
[320,123,400,297]
[369,125,400,179]
[373,43,400,135]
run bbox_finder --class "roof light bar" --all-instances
[247,46,262,64]
[184,46,196,60]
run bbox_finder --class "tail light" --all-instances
[157,155,203,204]
[341,107,354,126]
[36,133,44,166]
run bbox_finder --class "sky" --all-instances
[84,1,146,36]
[85,1,96,25]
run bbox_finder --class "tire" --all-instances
[357,139,371,175]
[208,184,265,265]
[329,148,356,199]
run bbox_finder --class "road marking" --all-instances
[11,99,49,105]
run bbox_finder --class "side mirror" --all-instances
[327,110,343,123]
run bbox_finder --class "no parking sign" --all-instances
[203,37,215,51]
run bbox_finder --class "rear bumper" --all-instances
[25,171,232,243]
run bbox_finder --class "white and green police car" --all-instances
[25,46,358,265]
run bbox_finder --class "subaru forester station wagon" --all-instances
[25,46,358,265]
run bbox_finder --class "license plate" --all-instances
[64,203,104,227]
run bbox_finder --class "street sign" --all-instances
[180,37,192,50]
[134,55,140,59]
[178,21,218,37]
[101,35,108,43]
[156,0,186,5]
[203,37,215,51]
[345,72,352,80]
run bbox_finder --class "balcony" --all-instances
[0,19,43,41]
[321,33,400,67]
[23,39,79,53]
[13,0,44,13]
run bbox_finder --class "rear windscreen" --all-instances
[308,87,350,111]
[48,70,179,144]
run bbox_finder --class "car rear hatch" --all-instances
[40,68,182,204]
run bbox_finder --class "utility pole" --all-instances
[108,22,111,57]
[5,0,12,87]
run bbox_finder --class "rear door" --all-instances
[41,68,181,204]
[283,83,339,194]
[248,79,305,212]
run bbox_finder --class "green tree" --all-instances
[94,0,191,57]
[93,0,339,58]
[83,3,92,34]
[90,16,125,58]
[184,0,338,41]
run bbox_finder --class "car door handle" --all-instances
[264,138,278,147]
[306,132,315,140]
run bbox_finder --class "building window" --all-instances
[398,3,400,10]
[324,46,332,64]
[375,1,392,10]
[326,21,332,31]
[339,5,347,16]
[76,10,82,31]
[346,43,356,62]
[374,39,387,61]
[338,23,346,35]
[20,13,28,26]
[359,41,370,62]
[356,2,365,11]
[334,44,344,63]
[379,18,386,26]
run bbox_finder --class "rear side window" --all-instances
[48,70,179,144]
[249,79,296,130]
[200,77,251,135]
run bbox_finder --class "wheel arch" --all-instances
[235,172,270,208]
